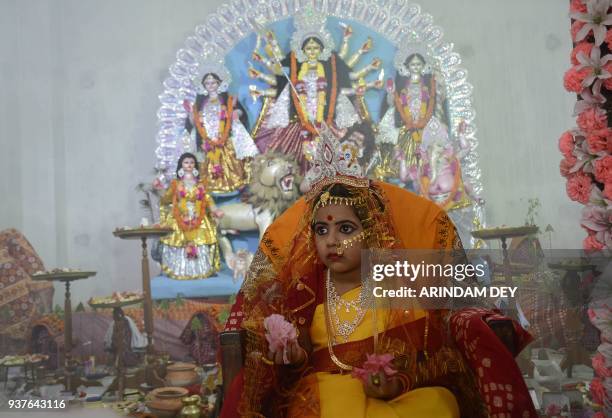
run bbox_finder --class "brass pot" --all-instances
[165,362,199,387]
[180,395,201,418]
[146,386,188,418]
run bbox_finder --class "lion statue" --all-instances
[217,153,301,267]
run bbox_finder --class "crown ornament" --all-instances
[290,8,335,63]
[304,122,369,200]
[393,43,435,77]
[194,52,232,94]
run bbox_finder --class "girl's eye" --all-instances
[339,224,355,234]
[315,226,328,235]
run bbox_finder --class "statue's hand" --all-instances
[212,209,224,219]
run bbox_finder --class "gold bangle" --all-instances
[260,355,274,366]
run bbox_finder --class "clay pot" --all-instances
[146,386,188,418]
[165,362,199,387]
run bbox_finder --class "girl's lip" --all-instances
[327,254,342,261]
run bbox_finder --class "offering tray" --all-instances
[113,226,173,240]
[88,297,144,310]
[32,269,96,282]
[471,225,539,240]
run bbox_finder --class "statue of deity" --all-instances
[183,59,259,194]
[376,45,448,192]
[248,10,383,174]
[157,153,223,280]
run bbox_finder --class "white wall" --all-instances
[0,0,583,306]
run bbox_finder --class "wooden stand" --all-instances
[32,271,96,393]
[112,227,172,390]
[548,262,596,378]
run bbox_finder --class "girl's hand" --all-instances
[362,373,402,400]
[267,340,306,366]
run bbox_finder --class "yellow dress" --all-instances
[308,287,459,418]
[159,179,221,279]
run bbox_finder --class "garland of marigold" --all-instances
[394,77,435,131]
[290,52,337,135]
[171,180,207,232]
[193,96,234,148]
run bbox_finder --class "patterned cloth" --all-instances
[0,229,52,342]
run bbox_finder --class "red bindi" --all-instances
[327,215,333,221]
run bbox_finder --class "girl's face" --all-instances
[313,204,363,274]
[181,157,196,173]
[203,75,220,94]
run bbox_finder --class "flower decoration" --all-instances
[351,353,397,383]
[263,314,298,364]
[563,0,612,251]
[570,0,612,46]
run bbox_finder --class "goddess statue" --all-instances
[376,45,448,192]
[183,58,259,194]
[248,10,383,173]
[157,153,223,280]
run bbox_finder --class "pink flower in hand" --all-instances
[351,353,397,383]
[263,314,297,363]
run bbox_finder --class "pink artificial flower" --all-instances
[571,42,594,65]
[584,233,606,249]
[560,158,574,178]
[607,28,612,50]
[577,107,608,131]
[592,352,612,377]
[564,66,591,93]
[571,0,612,46]
[567,171,593,203]
[263,314,297,363]
[559,131,575,158]
[581,203,612,248]
[594,155,612,183]
[211,164,223,179]
[575,46,612,93]
[590,376,606,405]
[605,181,612,200]
[351,353,397,383]
[587,131,609,154]
[571,21,588,42]
[185,243,198,259]
[571,0,588,13]
[574,87,606,116]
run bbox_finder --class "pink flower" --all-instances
[587,132,609,154]
[571,42,594,65]
[560,158,574,177]
[575,46,612,93]
[571,0,588,13]
[351,353,397,383]
[559,131,575,158]
[571,0,612,46]
[263,314,297,363]
[567,171,593,203]
[564,66,590,93]
[581,203,612,248]
[574,87,606,116]
[594,155,612,183]
[186,243,198,259]
[211,164,223,179]
[584,233,605,249]
[592,352,612,377]
[590,376,605,405]
[605,181,612,200]
[607,28,612,50]
[571,21,588,42]
[577,107,608,131]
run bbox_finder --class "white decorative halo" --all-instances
[289,8,335,62]
[155,0,485,245]
[393,42,435,76]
